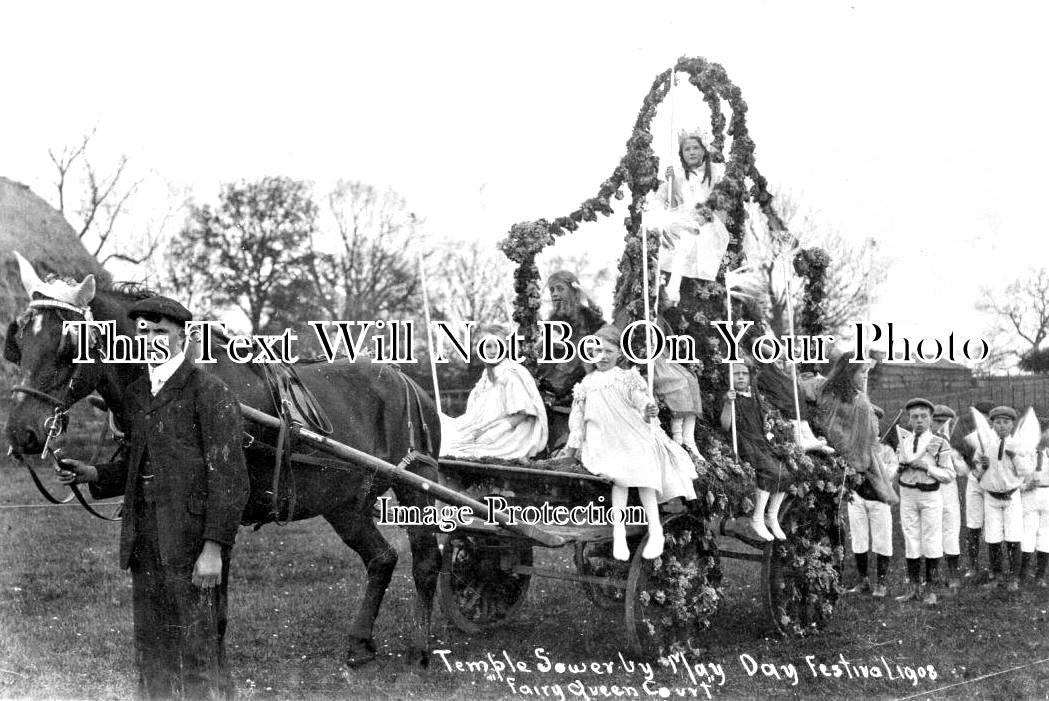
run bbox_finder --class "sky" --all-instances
[2,0,1047,358]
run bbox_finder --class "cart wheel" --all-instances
[761,496,841,636]
[623,515,722,657]
[439,535,533,634]
[573,538,639,610]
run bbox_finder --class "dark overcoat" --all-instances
[90,358,250,570]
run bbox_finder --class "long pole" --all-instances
[640,221,657,432]
[414,215,442,415]
[783,267,804,429]
[725,290,739,456]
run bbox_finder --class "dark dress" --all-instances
[535,306,605,405]
[734,391,793,491]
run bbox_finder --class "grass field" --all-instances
[3,424,1049,699]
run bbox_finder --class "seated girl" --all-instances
[721,362,792,541]
[440,325,548,460]
[560,325,698,561]
[649,129,732,306]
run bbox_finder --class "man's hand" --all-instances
[192,541,223,589]
[52,450,97,485]
[644,403,659,421]
[725,390,737,402]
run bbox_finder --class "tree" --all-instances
[169,177,319,333]
[426,239,515,337]
[47,129,168,267]
[308,180,421,322]
[978,267,1049,371]
[745,193,889,336]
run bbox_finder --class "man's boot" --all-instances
[1006,542,1022,591]
[945,554,961,590]
[1036,551,1049,588]
[923,558,940,605]
[982,543,1002,589]
[847,552,870,594]
[964,529,982,579]
[1019,551,1032,586]
[895,558,922,602]
[872,554,891,597]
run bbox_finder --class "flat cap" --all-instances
[127,296,192,325]
[989,405,1018,422]
[933,404,956,421]
[905,397,935,413]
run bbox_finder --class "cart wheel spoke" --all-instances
[439,536,533,634]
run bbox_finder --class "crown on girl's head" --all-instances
[678,127,712,147]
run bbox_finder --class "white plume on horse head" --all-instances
[13,251,96,308]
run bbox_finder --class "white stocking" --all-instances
[752,489,774,541]
[767,491,788,540]
[612,485,630,561]
[670,417,684,444]
[681,414,700,454]
[639,488,664,559]
[666,272,683,305]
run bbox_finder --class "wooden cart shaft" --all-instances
[239,403,566,547]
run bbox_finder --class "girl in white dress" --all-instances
[440,326,548,460]
[561,326,698,561]
[653,130,732,305]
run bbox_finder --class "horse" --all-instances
[3,256,442,668]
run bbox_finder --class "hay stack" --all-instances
[0,176,111,395]
[0,176,110,322]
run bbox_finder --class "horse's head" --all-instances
[4,253,103,456]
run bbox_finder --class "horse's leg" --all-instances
[392,484,440,668]
[323,499,398,667]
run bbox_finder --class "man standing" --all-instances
[895,398,955,606]
[58,296,250,699]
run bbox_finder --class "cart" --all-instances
[241,405,839,658]
[435,457,839,656]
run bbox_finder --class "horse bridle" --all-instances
[8,299,122,521]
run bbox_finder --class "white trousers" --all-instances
[965,476,984,529]
[1021,488,1049,553]
[984,490,1023,544]
[941,479,961,556]
[900,486,943,559]
[848,494,893,556]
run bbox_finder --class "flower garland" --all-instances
[497,56,849,651]
[793,247,831,337]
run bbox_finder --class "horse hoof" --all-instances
[410,648,431,669]
[345,637,377,668]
